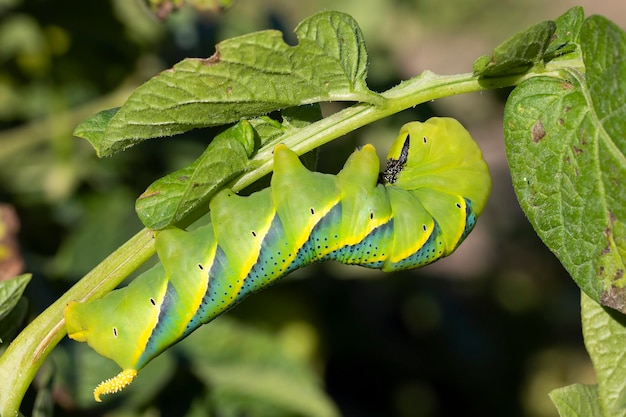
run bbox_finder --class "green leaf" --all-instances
[176,318,339,417]
[543,6,584,62]
[550,383,604,417]
[474,20,556,77]
[78,11,381,157]
[135,120,257,230]
[0,297,28,344]
[135,104,323,230]
[504,14,626,311]
[72,107,119,151]
[0,273,30,321]
[580,16,626,311]
[581,292,626,416]
[582,16,626,153]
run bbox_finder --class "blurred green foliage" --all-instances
[0,0,602,416]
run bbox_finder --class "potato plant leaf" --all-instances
[504,14,626,311]
[76,11,381,157]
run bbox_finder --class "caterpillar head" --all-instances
[383,117,491,217]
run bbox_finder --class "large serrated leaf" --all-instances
[504,15,626,312]
[78,11,380,157]
[581,292,626,417]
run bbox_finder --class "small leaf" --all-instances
[79,11,381,156]
[581,292,626,416]
[136,105,323,230]
[550,383,603,417]
[0,297,28,344]
[136,120,257,229]
[543,6,585,62]
[474,20,556,77]
[0,273,31,321]
[472,54,491,74]
[72,108,119,152]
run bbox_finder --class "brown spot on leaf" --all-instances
[600,211,618,255]
[138,190,161,200]
[600,242,611,256]
[531,120,546,143]
[564,106,571,113]
[601,286,626,314]
[561,82,574,90]
[178,176,189,181]
[572,145,583,156]
[558,118,564,126]
[201,51,221,65]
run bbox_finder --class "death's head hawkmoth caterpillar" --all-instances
[64,117,491,401]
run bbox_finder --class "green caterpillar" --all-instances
[64,117,491,401]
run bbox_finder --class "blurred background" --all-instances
[1,0,624,416]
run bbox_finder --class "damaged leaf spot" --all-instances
[532,119,546,143]
[601,286,626,313]
[138,191,161,200]
[201,51,221,65]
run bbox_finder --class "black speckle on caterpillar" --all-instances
[64,117,491,401]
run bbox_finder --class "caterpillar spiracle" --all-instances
[64,117,491,401]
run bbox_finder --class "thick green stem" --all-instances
[0,63,579,416]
